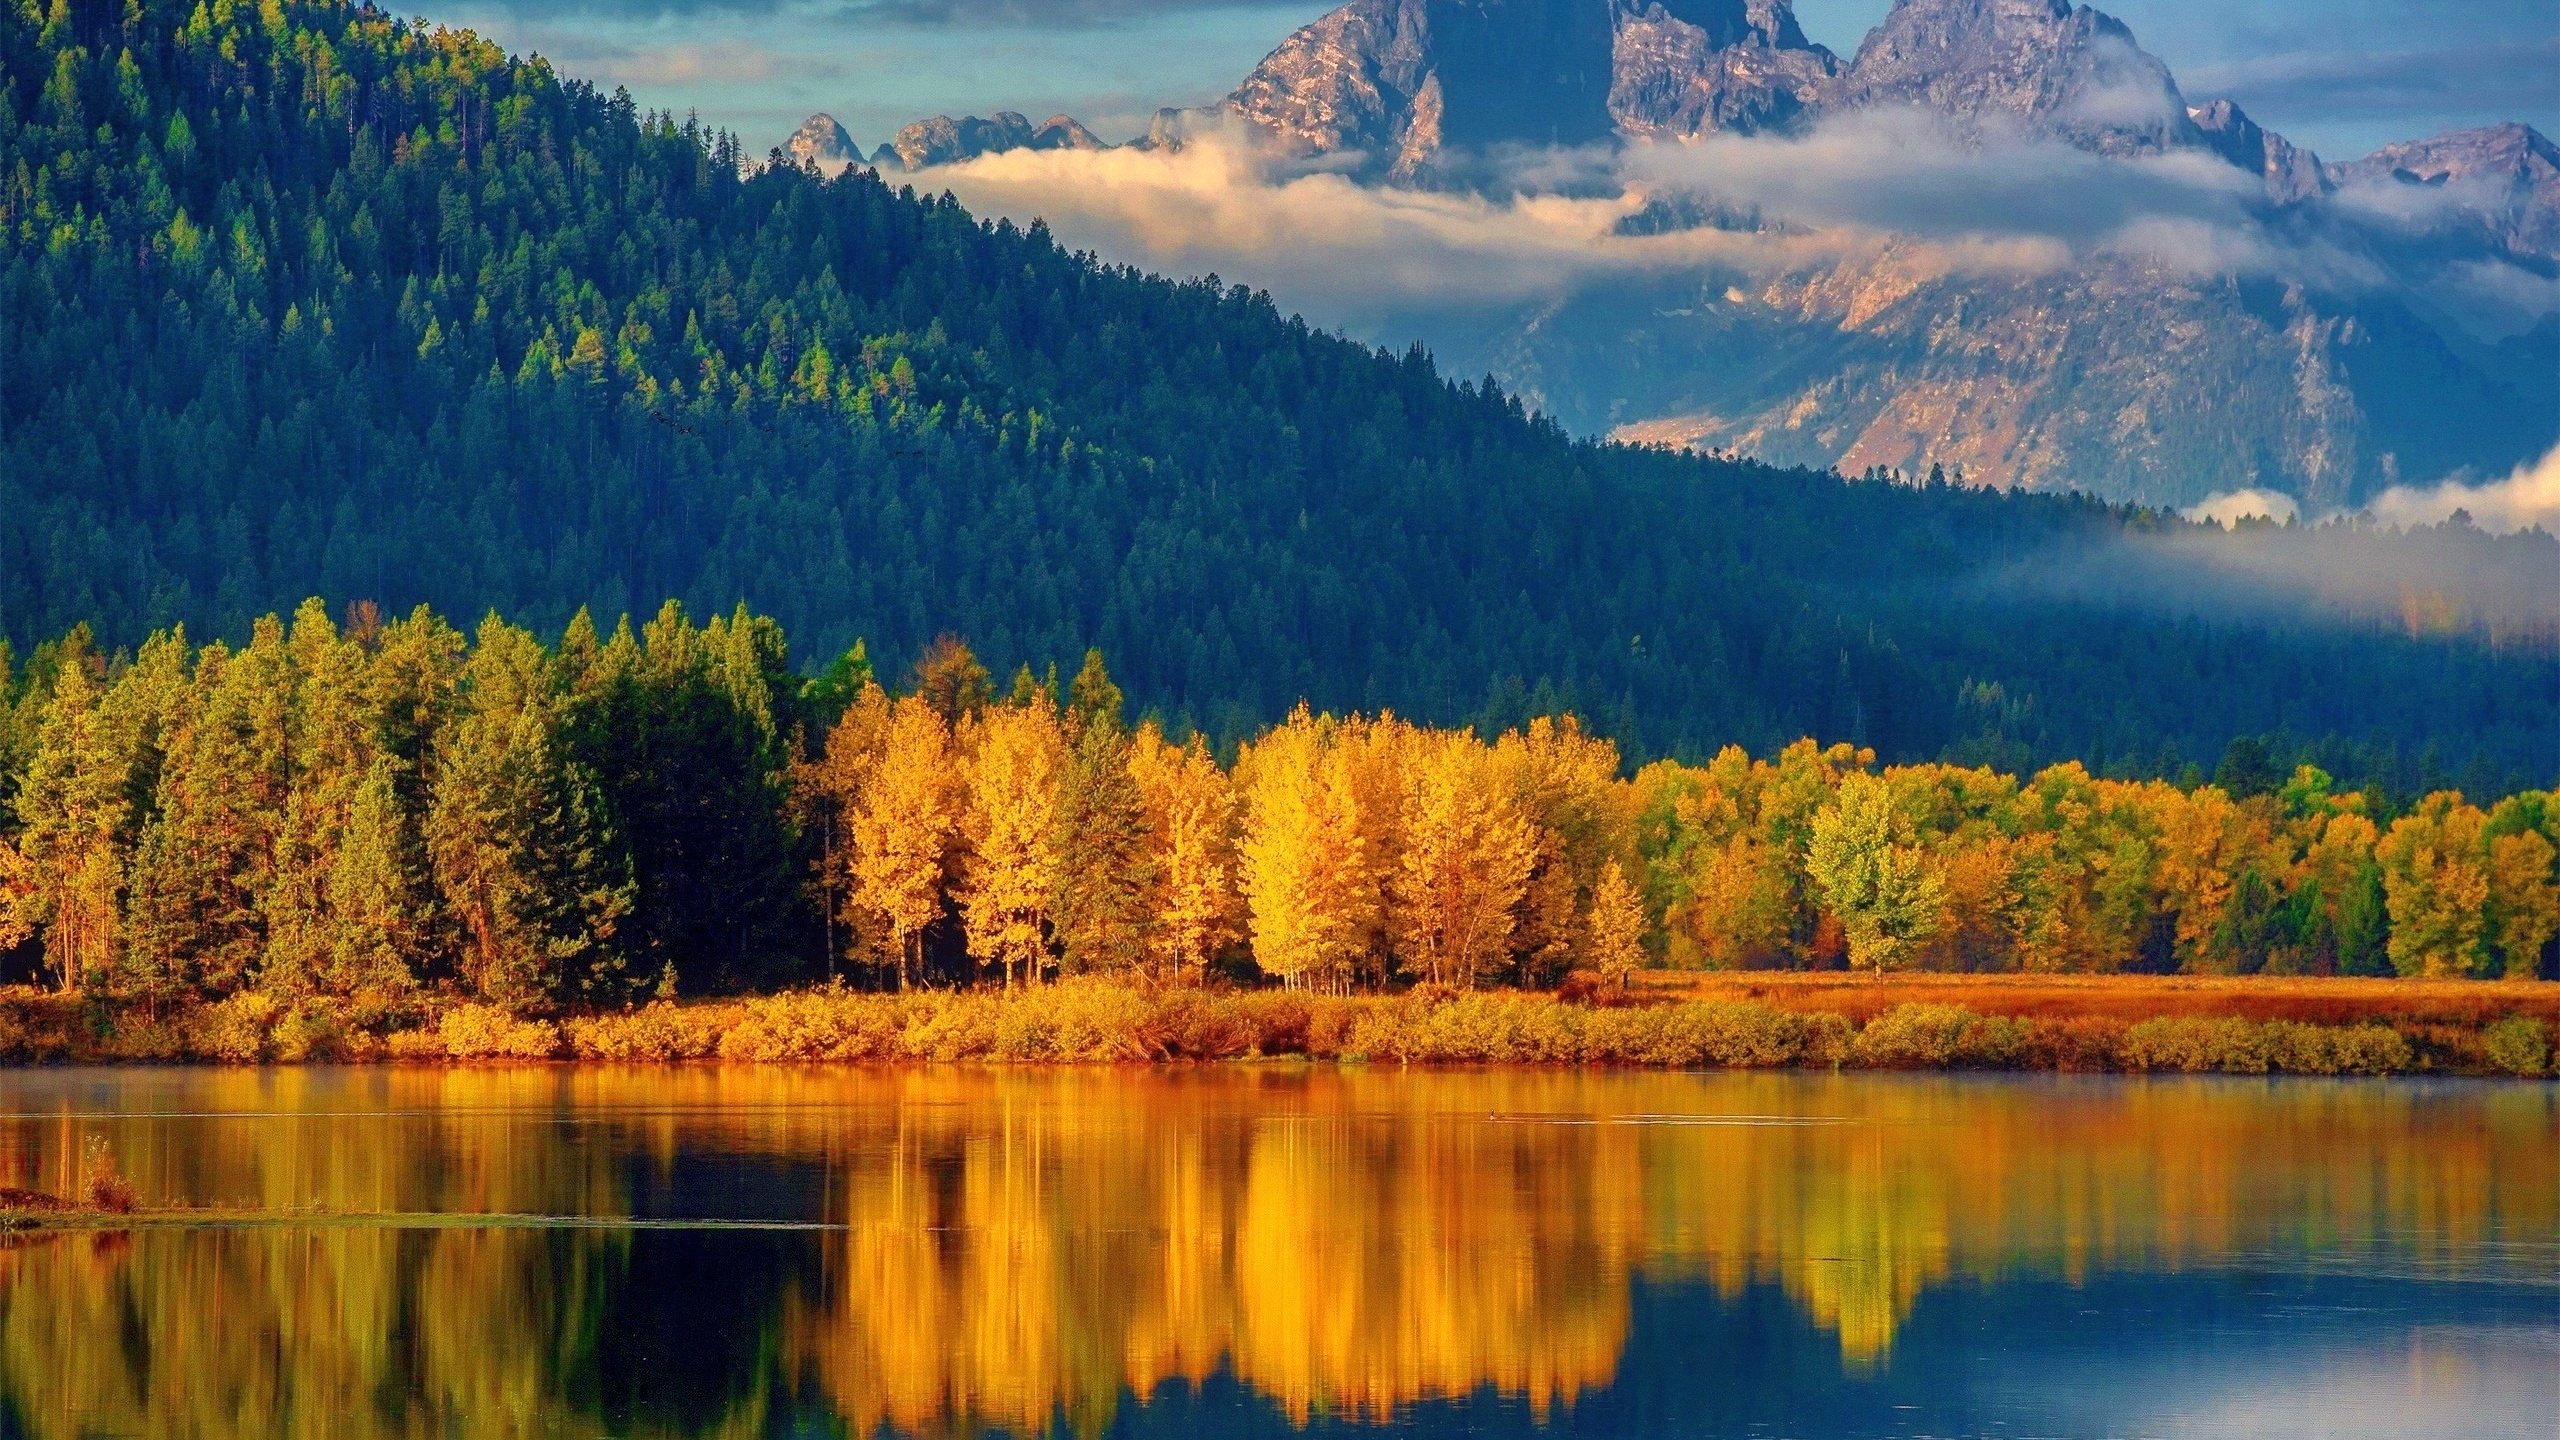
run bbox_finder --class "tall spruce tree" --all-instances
[1051,652,1154,975]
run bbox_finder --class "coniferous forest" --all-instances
[1,0,2556,1009]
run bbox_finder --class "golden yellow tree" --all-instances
[1238,709,1376,992]
[1130,723,1242,984]
[1587,859,1645,991]
[1391,731,1535,988]
[851,694,964,988]
[958,692,1066,987]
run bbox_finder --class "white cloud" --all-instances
[2366,443,2560,534]
[2184,488,2301,525]
[915,106,2431,333]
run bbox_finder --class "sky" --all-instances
[436,0,2558,164]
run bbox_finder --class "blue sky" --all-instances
[437,0,2555,163]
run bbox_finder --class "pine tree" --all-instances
[7,656,126,992]
[1050,653,1154,976]
[128,621,294,996]
[427,616,635,1007]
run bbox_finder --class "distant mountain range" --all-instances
[792,0,2558,509]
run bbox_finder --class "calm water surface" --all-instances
[0,1067,2549,1439]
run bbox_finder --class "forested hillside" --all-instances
[0,0,2552,791]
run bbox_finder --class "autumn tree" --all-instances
[958,690,1065,987]
[911,636,993,725]
[1587,860,1646,992]
[2376,793,2490,978]
[1805,772,1946,971]
[1238,709,1377,992]
[2483,826,2558,980]
[1129,723,1242,984]
[1392,731,1535,988]
[851,695,963,988]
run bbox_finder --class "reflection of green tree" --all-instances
[0,1070,2549,1436]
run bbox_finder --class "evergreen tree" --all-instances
[1050,654,1154,975]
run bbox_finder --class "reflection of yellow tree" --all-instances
[0,1069,2551,1434]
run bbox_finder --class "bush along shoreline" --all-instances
[0,982,2547,1078]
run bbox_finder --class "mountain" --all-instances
[1,0,2551,789]
[866,111,1105,171]
[785,113,863,175]
[870,0,2557,509]
[1608,0,1839,144]
[2329,122,2560,261]
[1829,0,2195,156]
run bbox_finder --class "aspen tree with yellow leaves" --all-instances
[1129,723,1243,984]
[1392,731,1535,988]
[958,691,1066,987]
[1588,860,1646,992]
[1238,710,1378,993]
[851,695,965,989]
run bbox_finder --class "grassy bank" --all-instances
[0,977,2551,1077]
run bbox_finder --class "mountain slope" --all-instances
[863,0,2557,508]
[0,0,2551,785]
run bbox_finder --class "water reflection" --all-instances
[0,1068,2548,1438]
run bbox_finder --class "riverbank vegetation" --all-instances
[0,977,2548,1076]
[3,601,2554,1017]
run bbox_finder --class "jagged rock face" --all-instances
[785,114,861,175]
[2332,123,2560,262]
[1228,0,1621,181]
[2188,100,2328,205]
[868,112,1114,171]
[1608,0,1839,140]
[1483,254,2554,509]
[1836,0,2199,156]
[1032,115,1107,151]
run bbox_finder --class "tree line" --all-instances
[4,0,2553,793]
[2,602,2550,1007]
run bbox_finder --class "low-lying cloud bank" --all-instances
[910,109,2557,330]
[2185,443,2560,535]
[2035,449,2560,638]
[2365,444,2560,534]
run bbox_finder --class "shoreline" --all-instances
[1,977,2550,1078]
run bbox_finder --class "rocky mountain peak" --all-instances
[2331,122,2560,261]
[1228,0,1623,182]
[1836,0,2198,156]
[867,111,1113,172]
[2188,100,2327,204]
[785,114,861,175]
[1609,0,1840,141]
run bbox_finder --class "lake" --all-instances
[0,1067,2549,1438]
